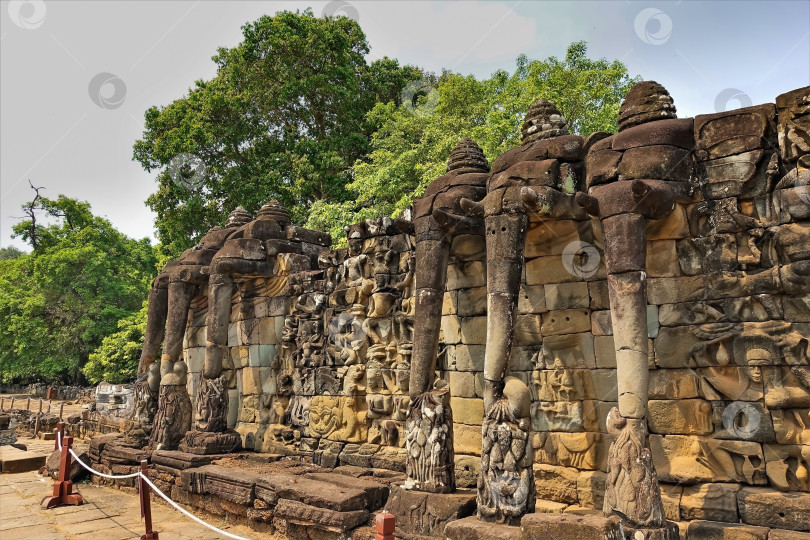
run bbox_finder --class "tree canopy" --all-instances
[0,193,157,383]
[309,41,639,241]
[134,9,421,258]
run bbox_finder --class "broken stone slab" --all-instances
[519,512,624,540]
[256,472,368,512]
[304,472,389,511]
[737,487,810,531]
[444,515,520,540]
[385,485,476,538]
[151,449,212,470]
[46,446,89,481]
[272,498,368,534]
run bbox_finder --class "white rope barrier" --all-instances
[139,474,251,540]
[54,430,253,540]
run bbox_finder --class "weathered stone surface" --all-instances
[273,498,368,534]
[686,520,770,540]
[680,483,741,523]
[533,463,579,504]
[737,488,810,531]
[386,485,476,537]
[445,516,520,540]
[576,470,606,509]
[519,512,623,540]
[305,473,389,512]
[648,399,714,435]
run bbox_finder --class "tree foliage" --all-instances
[311,42,639,241]
[83,303,148,384]
[134,9,420,258]
[0,194,156,383]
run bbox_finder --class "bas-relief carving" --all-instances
[309,395,368,442]
[765,444,810,492]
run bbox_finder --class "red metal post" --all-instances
[139,459,159,539]
[375,512,395,540]
[41,436,84,509]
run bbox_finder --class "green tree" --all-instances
[134,9,420,258]
[83,303,148,384]
[0,246,24,260]
[0,194,157,383]
[312,41,639,241]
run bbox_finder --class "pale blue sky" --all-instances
[2,0,808,250]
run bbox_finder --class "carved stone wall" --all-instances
[178,86,810,530]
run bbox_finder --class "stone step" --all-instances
[445,516,521,540]
[0,446,47,473]
[304,472,390,511]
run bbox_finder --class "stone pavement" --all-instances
[0,448,277,540]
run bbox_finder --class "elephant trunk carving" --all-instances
[404,138,489,494]
[577,81,692,538]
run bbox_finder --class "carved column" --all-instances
[404,139,488,493]
[577,81,689,539]
[462,99,586,525]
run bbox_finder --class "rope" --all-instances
[55,431,253,540]
[139,475,251,540]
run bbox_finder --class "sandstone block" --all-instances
[453,345,486,372]
[525,220,595,258]
[386,485,476,537]
[450,397,484,425]
[545,281,590,310]
[518,284,547,314]
[445,515,520,540]
[648,399,714,435]
[686,520,769,540]
[447,261,486,290]
[576,470,606,509]
[454,423,482,456]
[457,287,487,316]
[541,309,591,335]
[526,255,606,285]
[533,463,579,504]
[680,483,741,522]
[649,368,701,399]
[460,316,487,345]
[515,316,544,345]
[519,513,623,540]
[661,483,683,522]
[737,488,810,530]
[449,371,476,398]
